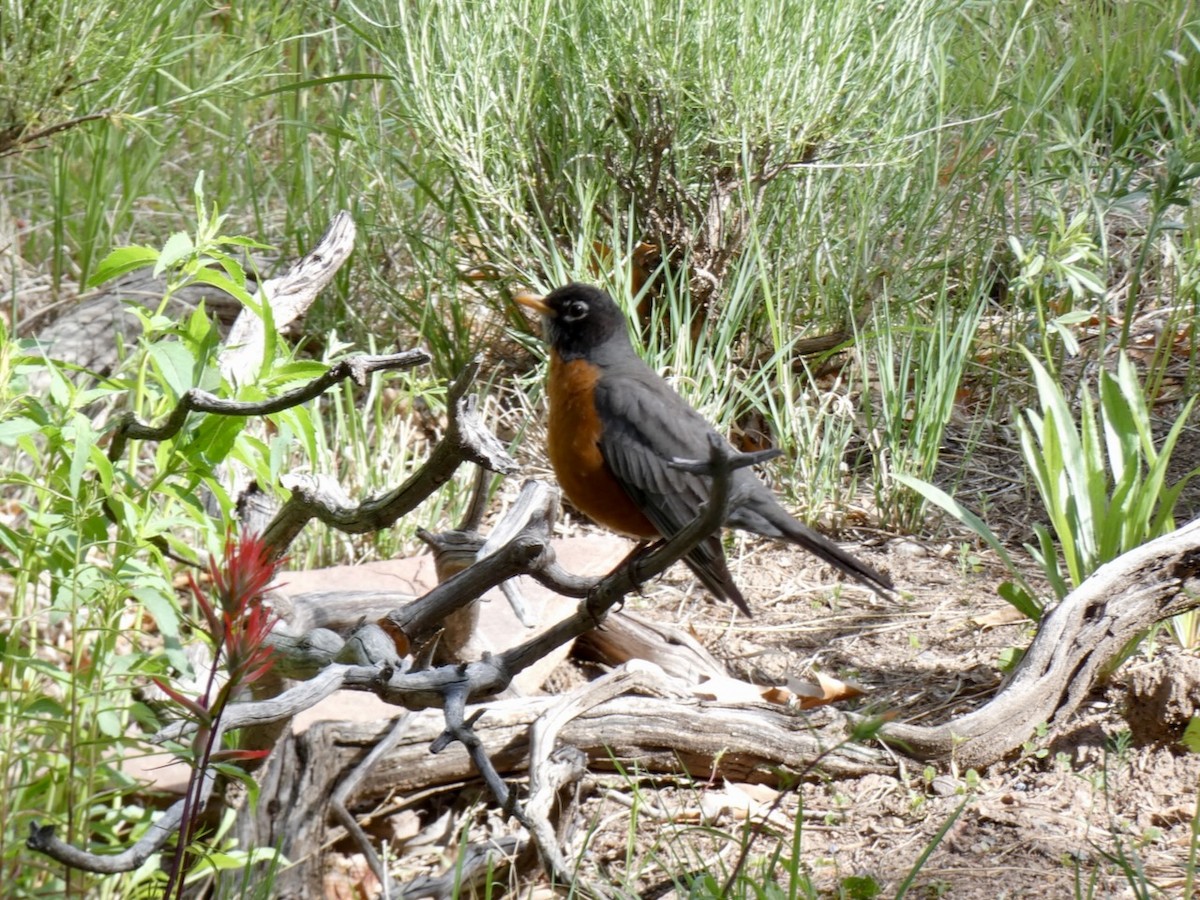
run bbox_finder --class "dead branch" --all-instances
[259,360,519,555]
[59,440,781,891]
[246,665,887,796]
[27,718,232,873]
[0,110,112,158]
[878,517,1200,768]
[231,661,888,896]
[328,713,414,896]
[143,439,763,746]
[219,210,357,385]
[107,349,430,462]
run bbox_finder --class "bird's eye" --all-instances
[562,300,589,322]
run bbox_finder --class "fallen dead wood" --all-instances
[235,662,890,897]
[226,518,1200,895]
[576,608,729,682]
[878,516,1200,768]
[30,199,1200,895]
[219,211,357,385]
[326,689,888,794]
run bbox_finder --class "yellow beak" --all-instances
[514,290,553,316]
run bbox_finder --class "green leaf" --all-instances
[154,231,195,277]
[996,643,1026,672]
[1100,367,1137,489]
[1047,318,1081,357]
[0,416,41,443]
[1137,398,1195,532]
[185,304,215,344]
[254,72,390,97]
[256,293,277,381]
[1181,716,1200,753]
[88,441,114,493]
[88,246,159,287]
[997,581,1042,622]
[95,707,124,738]
[189,850,251,875]
[209,250,247,289]
[130,584,181,642]
[264,358,330,384]
[68,413,97,499]
[147,340,197,398]
[190,267,259,310]
[191,414,245,466]
[1031,524,1069,599]
[192,170,209,229]
[214,234,275,251]
[24,696,68,719]
[894,473,1041,616]
[841,874,881,899]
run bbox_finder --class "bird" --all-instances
[516,282,893,615]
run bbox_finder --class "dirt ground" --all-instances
[311,514,1200,899]
[548,527,1200,899]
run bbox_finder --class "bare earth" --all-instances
[538,524,1200,899]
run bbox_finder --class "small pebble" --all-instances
[931,775,960,796]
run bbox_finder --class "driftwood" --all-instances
[233,663,888,897]
[227,515,1200,897]
[218,514,1200,897]
[879,517,1200,767]
[218,211,356,385]
[28,310,787,899]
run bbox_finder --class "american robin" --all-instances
[517,282,893,615]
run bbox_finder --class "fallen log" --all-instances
[878,517,1200,767]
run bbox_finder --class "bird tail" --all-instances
[785,523,893,597]
[683,535,753,617]
[733,500,893,597]
[684,557,752,617]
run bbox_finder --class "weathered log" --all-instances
[219,211,357,385]
[878,517,1200,767]
[233,664,888,897]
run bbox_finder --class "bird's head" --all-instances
[515,283,628,361]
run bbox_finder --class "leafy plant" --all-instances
[1005,208,1106,377]
[862,286,987,532]
[0,324,188,896]
[903,349,1198,620]
[153,532,282,898]
[0,178,323,897]
[1018,349,1197,601]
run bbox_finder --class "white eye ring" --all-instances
[562,301,588,322]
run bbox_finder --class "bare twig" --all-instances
[152,666,349,745]
[107,350,431,462]
[259,361,518,556]
[328,713,414,896]
[27,722,229,873]
[0,110,112,158]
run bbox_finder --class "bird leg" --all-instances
[621,540,655,590]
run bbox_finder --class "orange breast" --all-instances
[547,355,659,539]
